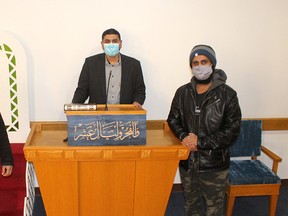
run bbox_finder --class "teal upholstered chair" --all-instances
[226,120,282,216]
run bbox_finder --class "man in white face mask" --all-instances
[167,45,242,215]
[72,28,146,108]
[190,44,217,85]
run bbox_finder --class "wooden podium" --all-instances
[24,105,189,216]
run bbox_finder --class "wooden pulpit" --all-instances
[24,105,189,216]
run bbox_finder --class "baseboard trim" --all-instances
[281,179,288,186]
[145,118,288,131]
[35,187,41,195]
[172,184,183,192]
[30,118,288,131]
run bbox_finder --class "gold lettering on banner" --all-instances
[65,150,75,160]
[73,120,140,141]
[141,150,151,159]
[103,150,113,159]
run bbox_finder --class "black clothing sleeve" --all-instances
[0,114,14,166]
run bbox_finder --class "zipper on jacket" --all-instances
[191,91,208,173]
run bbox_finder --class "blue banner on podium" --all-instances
[67,114,146,146]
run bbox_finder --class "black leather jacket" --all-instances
[167,69,241,172]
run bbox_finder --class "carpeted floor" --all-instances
[165,182,288,216]
[1,145,287,216]
[0,144,26,216]
[32,183,288,216]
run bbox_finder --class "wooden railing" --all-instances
[31,118,288,131]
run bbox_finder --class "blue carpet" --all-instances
[32,185,288,216]
[165,185,288,216]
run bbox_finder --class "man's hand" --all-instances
[182,133,198,152]
[133,102,142,108]
[2,165,13,177]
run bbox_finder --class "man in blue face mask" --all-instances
[167,45,242,216]
[72,28,146,108]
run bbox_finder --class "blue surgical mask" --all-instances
[192,65,213,80]
[104,43,120,57]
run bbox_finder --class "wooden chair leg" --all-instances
[226,194,235,216]
[269,194,279,216]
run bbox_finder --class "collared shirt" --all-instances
[105,55,121,104]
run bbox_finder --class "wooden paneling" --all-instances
[146,120,166,130]
[30,118,288,131]
[146,118,288,131]
[261,118,288,130]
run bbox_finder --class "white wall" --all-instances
[1,0,288,178]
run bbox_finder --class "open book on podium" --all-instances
[64,104,146,146]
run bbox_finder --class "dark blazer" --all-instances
[72,53,146,105]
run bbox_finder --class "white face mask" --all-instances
[192,65,213,80]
